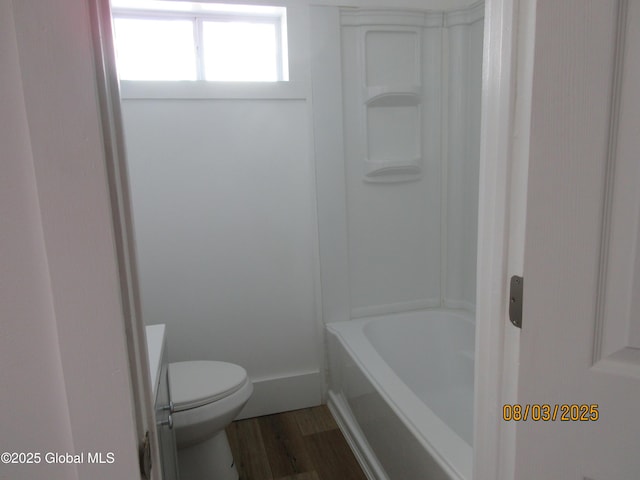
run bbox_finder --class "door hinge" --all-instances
[509,275,523,329]
[139,431,152,479]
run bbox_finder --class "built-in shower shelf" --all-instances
[358,23,424,184]
[363,157,423,183]
[364,85,422,106]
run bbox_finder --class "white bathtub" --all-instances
[326,309,474,480]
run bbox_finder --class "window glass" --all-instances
[113,18,197,81]
[111,4,288,82]
[202,21,278,81]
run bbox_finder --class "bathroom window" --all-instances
[111,1,288,82]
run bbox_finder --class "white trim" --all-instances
[328,392,388,480]
[112,9,284,22]
[236,371,322,419]
[90,2,161,478]
[116,5,308,88]
[499,0,535,479]
[592,0,630,364]
[309,7,350,404]
[119,80,308,99]
[111,1,286,16]
[309,5,351,326]
[302,4,328,407]
[440,24,449,308]
[473,0,534,478]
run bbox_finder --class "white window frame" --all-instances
[111,4,288,82]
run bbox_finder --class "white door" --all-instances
[514,0,640,478]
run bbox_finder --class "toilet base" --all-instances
[177,430,238,480]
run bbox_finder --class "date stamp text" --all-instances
[502,404,599,422]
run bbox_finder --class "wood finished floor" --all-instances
[226,405,367,480]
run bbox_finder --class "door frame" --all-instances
[474,0,535,478]
[88,1,161,478]
[90,0,532,478]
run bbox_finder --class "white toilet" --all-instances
[168,360,253,480]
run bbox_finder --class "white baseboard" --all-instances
[327,391,388,480]
[236,370,322,419]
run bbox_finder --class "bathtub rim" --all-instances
[327,308,473,480]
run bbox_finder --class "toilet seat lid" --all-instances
[168,361,248,412]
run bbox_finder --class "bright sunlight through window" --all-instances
[111,1,288,82]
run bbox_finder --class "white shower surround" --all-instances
[313,2,483,325]
[315,3,483,479]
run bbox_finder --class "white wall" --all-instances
[118,4,327,418]
[122,94,322,415]
[1,0,141,479]
[120,5,322,417]
[119,5,325,418]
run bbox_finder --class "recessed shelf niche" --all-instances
[361,26,423,183]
